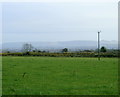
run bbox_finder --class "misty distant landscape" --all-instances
[1,40,118,52]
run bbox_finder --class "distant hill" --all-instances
[1,40,118,51]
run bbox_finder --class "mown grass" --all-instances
[0,56,2,96]
[2,56,118,95]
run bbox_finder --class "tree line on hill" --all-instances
[1,43,119,57]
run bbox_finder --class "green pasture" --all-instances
[2,57,118,95]
[0,57,2,96]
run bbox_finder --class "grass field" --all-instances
[2,57,118,95]
[0,57,2,96]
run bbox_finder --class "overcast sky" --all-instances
[1,0,118,43]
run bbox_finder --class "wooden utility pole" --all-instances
[98,31,101,61]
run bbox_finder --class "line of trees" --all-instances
[22,44,108,53]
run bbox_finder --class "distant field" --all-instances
[2,57,118,95]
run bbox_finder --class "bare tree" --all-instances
[22,43,33,52]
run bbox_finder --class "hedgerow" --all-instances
[1,52,118,57]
